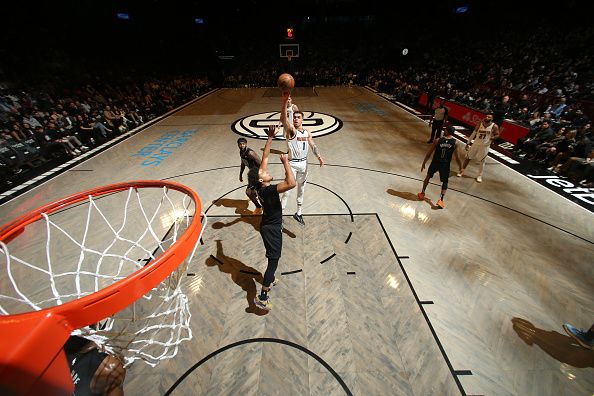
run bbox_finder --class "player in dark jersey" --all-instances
[238,137,263,214]
[418,126,462,209]
[64,335,126,396]
[254,124,296,310]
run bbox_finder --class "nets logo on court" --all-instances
[231,111,343,139]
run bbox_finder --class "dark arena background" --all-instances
[0,1,593,395]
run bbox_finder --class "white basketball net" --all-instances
[0,186,207,368]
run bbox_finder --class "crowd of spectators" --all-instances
[361,25,594,187]
[0,75,210,190]
[2,10,593,191]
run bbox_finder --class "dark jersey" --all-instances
[241,148,260,186]
[432,137,457,164]
[67,349,108,396]
[258,184,282,225]
[240,148,259,170]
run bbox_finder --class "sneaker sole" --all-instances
[563,324,594,350]
[254,298,271,310]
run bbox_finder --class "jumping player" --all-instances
[279,93,324,226]
[237,137,263,214]
[418,126,462,209]
[254,125,296,310]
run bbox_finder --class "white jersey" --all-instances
[474,122,496,146]
[288,128,309,161]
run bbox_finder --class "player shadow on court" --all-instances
[511,317,594,368]
[387,189,443,210]
[212,198,253,216]
[387,189,418,201]
[206,240,269,316]
[210,198,296,238]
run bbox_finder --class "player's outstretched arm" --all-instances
[280,93,295,139]
[260,125,275,174]
[276,153,296,193]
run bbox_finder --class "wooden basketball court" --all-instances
[0,87,592,395]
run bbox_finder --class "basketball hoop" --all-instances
[0,180,207,395]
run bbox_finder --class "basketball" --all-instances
[277,73,295,92]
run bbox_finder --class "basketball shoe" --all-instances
[563,323,593,350]
[293,213,305,226]
[254,294,272,310]
[436,199,445,209]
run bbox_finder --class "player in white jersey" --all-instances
[457,112,499,182]
[279,92,324,226]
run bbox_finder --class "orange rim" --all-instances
[0,180,203,395]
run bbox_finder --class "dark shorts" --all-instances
[427,161,450,184]
[247,168,259,190]
[260,223,282,259]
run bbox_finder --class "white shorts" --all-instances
[289,159,308,177]
[466,144,489,162]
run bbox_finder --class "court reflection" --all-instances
[386,189,431,222]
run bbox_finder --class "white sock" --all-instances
[297,206,302,216]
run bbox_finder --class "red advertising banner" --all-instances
[419,93,529,144]
[442,100,484,127]
[441,100,529,144]
[497,120,529,144]
[418,93,428,107]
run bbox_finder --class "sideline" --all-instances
[365,86,594,215]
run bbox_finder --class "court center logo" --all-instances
[232,111,343,139]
